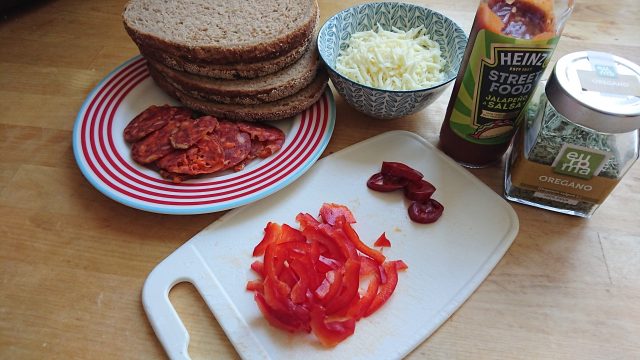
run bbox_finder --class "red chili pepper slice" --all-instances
[381,161,424,182]
[366,172,407,192]
[373,232,391,247]
[404,179,436,201]
[408,199,444,224]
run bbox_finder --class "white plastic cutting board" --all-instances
[142,130,519,359]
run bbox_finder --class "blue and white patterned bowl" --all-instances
[318,2,467,119]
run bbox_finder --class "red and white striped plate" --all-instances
[73,56,335,214]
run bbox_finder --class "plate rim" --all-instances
[72,55,336,215]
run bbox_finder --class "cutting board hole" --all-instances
[169,281,241,359]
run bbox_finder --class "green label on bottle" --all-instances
[449,30,558,145]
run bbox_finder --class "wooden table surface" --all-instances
[1,0,639,359]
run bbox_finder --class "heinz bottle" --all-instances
[439,0,574,167]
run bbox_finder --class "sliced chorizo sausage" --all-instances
[170,115,219,149]
[124,105,191,143]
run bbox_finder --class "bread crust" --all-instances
[139,38,311,79]
[123,0,319,65]
[150,66,328,122]
[147,44,320,105]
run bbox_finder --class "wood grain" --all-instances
[1,0,639,359]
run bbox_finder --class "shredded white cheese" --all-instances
[335,24,446,91]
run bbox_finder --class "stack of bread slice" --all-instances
[122,0,327,121]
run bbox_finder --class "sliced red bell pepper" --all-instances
[319,202,356,225]
[373,232,391,247]
[364,260,399,317]
[315,268,343,303]
[255,293,310,333]
[245,279,264,293]
[309,305,356,347]
[325,257,361,315]
[302,226,345,263]
[318,222,358,260]
[295,212,321,230]
[338,218,386,264]
[344,256,382,319]
[250,260,264,277]
[253,222,305,257]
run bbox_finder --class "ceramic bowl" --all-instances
[317,2,467,119]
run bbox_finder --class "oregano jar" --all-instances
[504,51,640,217]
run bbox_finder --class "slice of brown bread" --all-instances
[123,0,319,65]
[139,37,311,79]
[148,42,320,105]
[149,66,328,122]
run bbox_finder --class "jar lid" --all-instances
[545,51,640,133]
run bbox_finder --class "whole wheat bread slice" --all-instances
[139,37,311,79]
[148,42,320,105]
[149,66,328,122]
[123,0,319,65]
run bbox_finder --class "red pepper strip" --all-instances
[316,255,341,274]
[359,255,381,277]
[325,257,361,315]
[364,261,399,317]
[289,255,321,304]
[395,260,409,271]
[346,274,379,320]
[373,232,391,247]
[245,279,264,293]
[315,269,343,303]
[255,293,310,333]
[302,226,345,263]
[338,218,386,264]
[289,262,310,305]
[295,212,321,230]
[319,202,356,226]
[253,222,305,257]
[310,305,356,347]
[318,223,358,260]
[250,260,264,277]
[344,256,382,319]
[278,265,298,288]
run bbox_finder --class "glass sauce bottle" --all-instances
[439,0,574,167]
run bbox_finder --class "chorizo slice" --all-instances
[159,170,192,184]
[131,120,180,164]
[237,121,285,142]
[124,105,192,143]
[156,135,225,176]
[214,121,252,171]
[170,115,219,149]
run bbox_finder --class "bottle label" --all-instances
[449,30,558,145]
[510,151,619,205]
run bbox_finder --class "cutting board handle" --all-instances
[142,243,269,360]
[142,245,196,360]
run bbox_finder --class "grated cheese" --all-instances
[335,24,446,91]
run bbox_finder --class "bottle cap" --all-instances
[545,51,640,133]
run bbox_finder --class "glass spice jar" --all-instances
[504,51,640,217]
